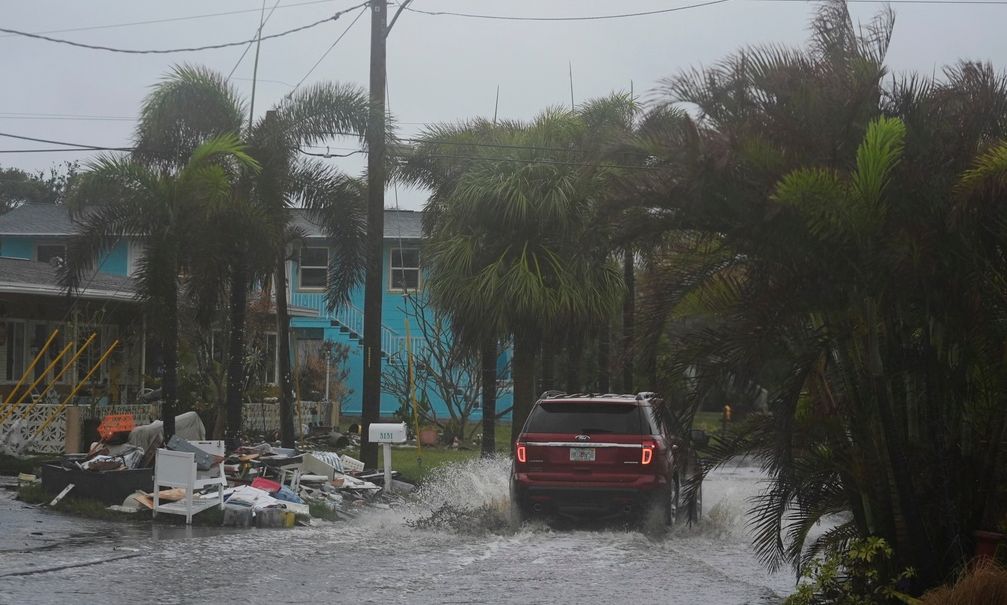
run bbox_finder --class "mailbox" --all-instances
[369,422,407,444]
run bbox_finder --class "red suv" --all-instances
[510,392,706,526]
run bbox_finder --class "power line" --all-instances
[0,127,657,169]
[0,0,345,39]
[396,0,732,22]
[286,5,368,98]
[227,0,282,81]
[299,148,365,158]
[756,0,1007,3]
[0,113,133,122]
[0,131,132,151]
[0,148,114,154]
[0,3,368,54]
[387,151,660,171]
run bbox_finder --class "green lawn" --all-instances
[383,421,513,484]
[693,411,726,434]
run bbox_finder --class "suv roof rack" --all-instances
[537,391,652,401]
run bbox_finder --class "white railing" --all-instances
[289,291,405,359]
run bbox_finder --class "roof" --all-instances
[0,203,81,236]
[289,207,423,240]
[0,204,424,240]
[0,256,136,301]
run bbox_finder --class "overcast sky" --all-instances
[2,0,1003,209]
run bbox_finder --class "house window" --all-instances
[299,247,328,290]
[75,326,117,385]
[390,248,420,291]
[36,244,66,264]
[2,321,25,382]
[30,322,65,384]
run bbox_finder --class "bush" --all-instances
[786,537,915,605]
[919,560,1007,604]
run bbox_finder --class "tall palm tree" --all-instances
[61,135,258,439]
[616,1,1007,592]
[401,109,624,446]
[131,66,368,447]
[248,87,368,448]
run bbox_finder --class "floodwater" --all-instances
[0,458,794,604]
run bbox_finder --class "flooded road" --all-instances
[0,459,793,604]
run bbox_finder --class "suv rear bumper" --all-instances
[511,475,665,517]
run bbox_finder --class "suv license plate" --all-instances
[570,448,596,462]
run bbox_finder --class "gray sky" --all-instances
[2,0,1002,209]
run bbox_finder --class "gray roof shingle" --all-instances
[0,256,135,300]
[0,203,423,240]
[289,207,422,240]
[0,203,80,235]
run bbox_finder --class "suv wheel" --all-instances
[509,483,528,527]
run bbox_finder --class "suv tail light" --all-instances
[516,442,527,463]
[641,439,657,465]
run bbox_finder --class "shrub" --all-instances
[785,537,915,605]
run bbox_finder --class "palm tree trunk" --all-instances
[565,332,582,393]
[510,331,537,446]
[480,335,497,457]
[274,254,296,447]
[161,277,179,441]
[540,343,556,392]
[864,299,936,585]
[598,321,610,392]
[622,249,635,393]
[225,257,248,451]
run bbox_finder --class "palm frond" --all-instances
[134,64,244,167]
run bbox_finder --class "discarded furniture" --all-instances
[40,461,153,505]
[152,440,226,524]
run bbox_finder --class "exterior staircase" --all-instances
[290,292,412,362]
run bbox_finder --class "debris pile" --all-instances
[35,412,411,527]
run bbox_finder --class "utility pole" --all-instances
[360,0,387,469]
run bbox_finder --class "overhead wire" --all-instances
[285,5,368,98]
[0,2,369,54]
[0,131,132,151]
[0,112,133,122]
[0,123,661,169]
[0,0,348,39]
[227,0,283,81]
[396,0,732,21]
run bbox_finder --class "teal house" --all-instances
[0,203,509,423]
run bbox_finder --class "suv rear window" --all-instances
[524,402,645,435]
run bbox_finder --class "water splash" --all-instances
[405,455,514,534]
[401,454,765,540]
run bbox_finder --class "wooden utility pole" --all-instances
[360,0,387,468]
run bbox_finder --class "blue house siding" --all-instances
[289,240,513,420]
[0,236,33,259]
[0,236,129,276]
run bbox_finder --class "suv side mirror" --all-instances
[690,428,709,449]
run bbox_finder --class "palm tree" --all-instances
[131,66,369,447]
[247,87,368,448]
[616,1,1007,592]
[401,109,624,446]
[61,135,258,439]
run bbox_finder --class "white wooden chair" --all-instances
[153,440,226,524]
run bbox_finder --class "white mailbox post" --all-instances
[368,422,408,493]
